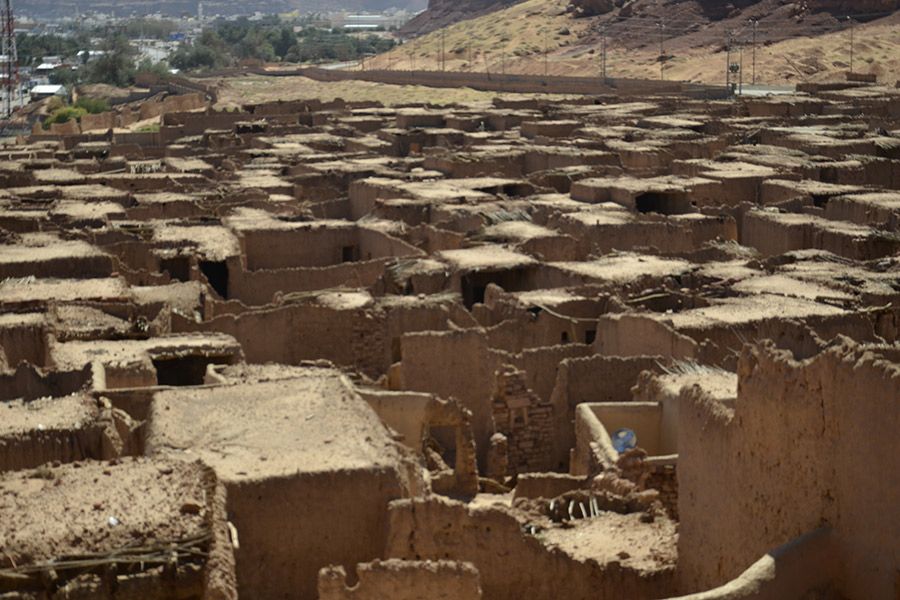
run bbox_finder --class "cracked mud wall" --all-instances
[385,496,675,600]
[677,340,900,598]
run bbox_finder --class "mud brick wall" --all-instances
[678,341,900,597]
[492,366,554,475]
[646,463,678,521]
[319,559,482,600]
[386,496,677,600]
[294,67,725,99]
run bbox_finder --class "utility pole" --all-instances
[847,16,854,73]
[657,22,665,81]
[601,23,607,81]
[543,28,547,77]
[725,29,732,98]
[739,42,743,95]
[750,19,758,84]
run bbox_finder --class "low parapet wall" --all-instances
[168,75,218,103]
[265,67,727,99]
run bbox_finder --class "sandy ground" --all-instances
[469,492,676,572]
[541,511,678,571]
[213,75,542,109]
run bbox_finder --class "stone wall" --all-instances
[645,462,678,521]
[677,340,900,598]
[491,365,554,475]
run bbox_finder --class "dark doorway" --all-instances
[460,267,536,309]
[635,192,668,214]
[460,275,486,309]
[342,245,360,263]
[153,355,231,386]
[199,260,228,299]
[634,192,693,215]
[159,255,191,282]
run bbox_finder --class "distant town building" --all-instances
[328,11,410,30]
[29,83,65,100]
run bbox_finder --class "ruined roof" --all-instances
[146,369,412,480]
[0,458,211,565]
[437,245,539,272]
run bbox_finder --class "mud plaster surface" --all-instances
[147,369,408,481]
[0,458,207,565]
[1,394,98,435]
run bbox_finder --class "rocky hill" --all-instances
[402,0,900,37]
[398,0,524,37]
[374,0,900,86]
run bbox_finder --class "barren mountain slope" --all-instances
[375,0,900,86]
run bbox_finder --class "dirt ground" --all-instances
[213,75,549,109]
[541,511,678,571]
[0,457,208,565]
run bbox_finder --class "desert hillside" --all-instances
[384,0,900,86]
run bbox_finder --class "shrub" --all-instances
[74,95,110,114]
[42,106,87,130]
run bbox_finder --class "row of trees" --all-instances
[47,34,170,89]
[27,16,399,88]
[170,20,397,71]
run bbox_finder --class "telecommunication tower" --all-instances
[1,0,18,129]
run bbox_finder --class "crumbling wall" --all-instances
[360,390,479,496]
[227,260,389,306]
[0,396,138,473]
[385,496,676,600]
[594,314,698,361]
[492,365,554,475]
[0,362,94,402]
[178,303,388,378]
[678,340,900,598]
[549,355,663,470]
[226,469,408,600]
[512,344,593,406]
[397,328,493,467]
[318,559,482,600]
[645,461,678,521]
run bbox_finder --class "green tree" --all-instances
[236,27,275,62]
[49,67,79,86]
[170,30,232,71]
[81,33,136,87]
[136,56,172,81]
[126,18,178,40]
[267,25,296,60]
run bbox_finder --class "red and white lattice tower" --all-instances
[1,0,18,127]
